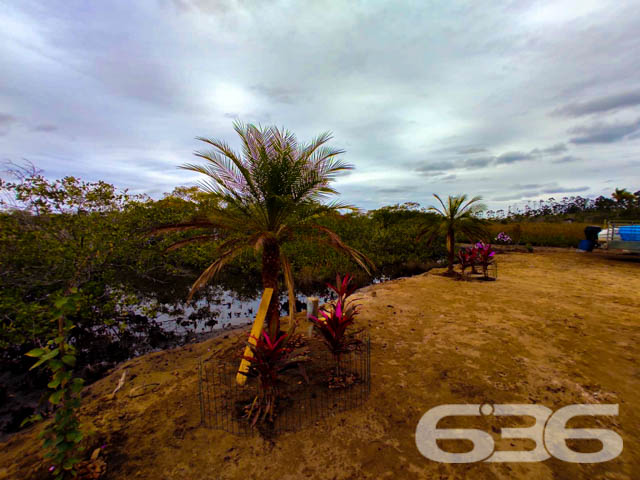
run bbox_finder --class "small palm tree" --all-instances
[417,194,488,273]
[153,122,373,337]
[612,188,635,207]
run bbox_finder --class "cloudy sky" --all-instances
[1,0,639,210]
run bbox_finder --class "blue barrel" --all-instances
[578,239,593,251]
[619,225,640,241]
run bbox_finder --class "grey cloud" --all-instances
[32,124,58,132]
[627,130,640,140]
[0,113,18,135]
[374,186,419,194]
[458,147,487,154]
[541,186,589,194]
[531,143,567,155]
[464,157,493,168]
[165,0,238,15]
[431,145,486,155]
[416,170,445,177]
[552,155,581,164]
[493,185,589,201]
[569,118,640,144]
[495,151,533,165]
[250,85,300,104]
[0,113,17,126]
[492,192,536,201]
[513,183,545,190]
[415,161,455,173]
[554,90,640,116]
[418,141,573,174]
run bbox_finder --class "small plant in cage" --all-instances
[239,330,307,426]
[309,274,363,386]
[475,242,496,279]
[457,247,478,276]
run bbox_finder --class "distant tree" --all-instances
[370,202,425,228]
[152,122,373,337]
[612,188,636,207]
[594,195,615,211]
[417,194,488,273]
[0,165,147,347]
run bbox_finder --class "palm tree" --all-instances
[417,194,488,273]
[153,122,373,337]
[612,188,635,207]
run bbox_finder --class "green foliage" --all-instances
[23,290,85,480]
[0,166,206,349]
[487,222,592,247]
[0,168,140,347]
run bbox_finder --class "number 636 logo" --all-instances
[415,404,623,463]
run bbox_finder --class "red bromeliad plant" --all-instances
[240,330,306,425]
[309,274,362,373]
[475,242,496,278]
[458,242,496,278]
[457,247,478,275]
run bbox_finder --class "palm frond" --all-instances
[458,218,490,241]
[150,221,217,235]
[416,222,443,243]
[187,244,248,302]
[459,195,484,215]
[430,194,447,216]
[165,235,219,252]
[311,225,375,274]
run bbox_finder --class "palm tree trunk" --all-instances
[262,239,281,337]
[447,229,455,273]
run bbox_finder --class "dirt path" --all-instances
[1,250,639,479]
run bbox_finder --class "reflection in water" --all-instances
[130,268,401,337]
[128,270,334,338]
[152,286,332,335]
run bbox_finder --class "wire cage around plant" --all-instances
[198,330,370,436]
[461,260,498,281]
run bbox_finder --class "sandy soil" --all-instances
[1,250,639,480]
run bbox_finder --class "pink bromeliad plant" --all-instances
[475,242,496,278]
[309,274,362,374]
[240,330,306,425]
[458,242,496,278]
[457,246,478,275]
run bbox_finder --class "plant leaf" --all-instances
[26,348,45,358]
[49,390,64,405]
[61,355,76,367]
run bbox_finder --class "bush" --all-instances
[487,222,591,247]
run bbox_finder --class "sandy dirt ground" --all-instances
[1,250,639,480]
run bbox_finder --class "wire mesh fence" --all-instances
[460,261,498,281]
[198,331,370,435]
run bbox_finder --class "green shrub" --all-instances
[488,222,591,247]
